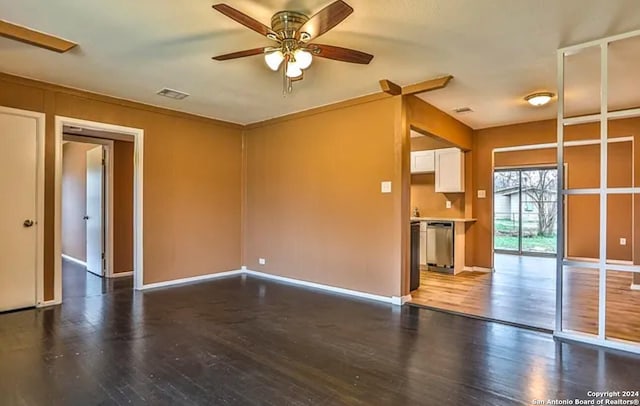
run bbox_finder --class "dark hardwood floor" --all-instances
[62,258,132,299]
[1,269,640,405]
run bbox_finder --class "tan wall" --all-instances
[473,119,638,268]
[61,142,97,261]
[113,140,134,274]
[0,73,243,299]
[410,173,465,218]
[243,96,402,297]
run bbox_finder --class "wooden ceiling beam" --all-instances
[0,20,77,53]
[401,75,453,96]
[379,79,402,96]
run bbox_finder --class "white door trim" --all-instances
[0,106,45,307]
[62,134,114,277]
[55,116,144,303]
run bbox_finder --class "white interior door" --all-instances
[85,146,104,276]
[0,112,38,311]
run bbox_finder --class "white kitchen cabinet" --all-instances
[410,150,435,174]
[435,148,465,193]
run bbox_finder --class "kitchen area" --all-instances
[408,129,477,302]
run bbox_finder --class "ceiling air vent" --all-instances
[453,107,473,114]
[156,88,190,100]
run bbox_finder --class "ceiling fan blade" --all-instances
[309,44,373,64]
[212,4,275,37]
[212,47,265,61]
[0,20,77,53]
[297,0,353,41]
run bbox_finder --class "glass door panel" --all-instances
[494,170,521,252]
[562,265,600,336]
[606,269,640,343]
[521,169,557,254]
[494,169,558,255]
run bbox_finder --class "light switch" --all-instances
[381,181,392,194]
[446,201,452,209]
[620,238,627,246]
[477,190,486,198]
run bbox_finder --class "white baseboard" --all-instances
[139,269,243,290]
[244,269,396,305]
[61,254,86,267]
[463,266,493,273]
[37,299,62,308]
[391,294,412,305]
[631,284,640,291]
[108,271,133,278]
[136,266,405,306]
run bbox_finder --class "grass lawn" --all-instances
[494,235,556,253]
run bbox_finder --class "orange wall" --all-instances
[243,96,403,297]
[0,73,243,298]
[473,119,638,268]
[113,140,134,274]
[61,142,96,261]
[410,173,465,218]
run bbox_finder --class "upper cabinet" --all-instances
[435,148,465,193]
[410,150,435,174]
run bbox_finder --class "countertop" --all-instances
[411,217,477,223]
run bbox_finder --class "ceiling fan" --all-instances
[211,1,374,94]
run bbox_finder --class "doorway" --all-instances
[61,133,137,298]
[55,117,144,303]
[493,167,558,256]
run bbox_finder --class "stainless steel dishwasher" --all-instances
[426,221,454,271]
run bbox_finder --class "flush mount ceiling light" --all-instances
[211,1,374,94]
[525,92,555,106]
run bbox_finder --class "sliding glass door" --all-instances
[494,168,557,255]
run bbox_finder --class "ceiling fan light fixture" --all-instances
[286,62,303,78]
[525,92,555,106]
[293,49,313,69]
[264,50,284,71]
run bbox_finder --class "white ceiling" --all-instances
[1,0,640,128]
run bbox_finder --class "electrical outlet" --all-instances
[446,201,452,209]
[620,238,627,246]
[258,258,266,265]
[477,190,486,199]
[381,181,392,194]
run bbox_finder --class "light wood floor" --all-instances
[410,254,640,343]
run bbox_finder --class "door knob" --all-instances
[83,216,89,220]
[23,219,34,228]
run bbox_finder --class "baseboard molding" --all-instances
[137,266,404,306]
[631,284,640,291]
[37,299,62,308]
[244,269,396,305]
[108,271,133,278]
[139,269,243,290]
[566,256,633,265]
[391,294,412,305]
[463,266,493,273]
[61,254,86,267]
